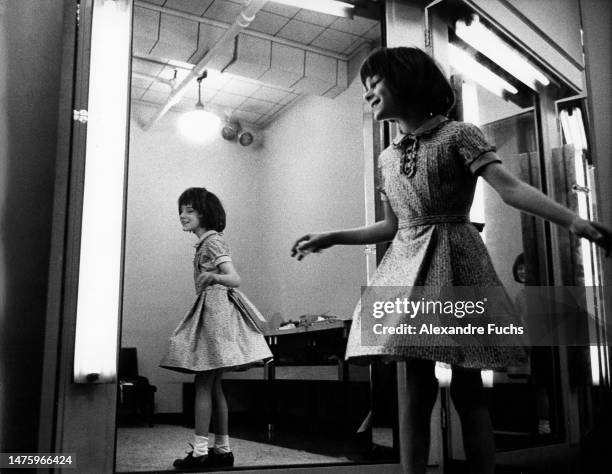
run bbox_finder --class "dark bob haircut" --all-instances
[360,46,455,116]
[178,187,226,232]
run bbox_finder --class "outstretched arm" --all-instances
[291,199,398,260]
[479,156,612,256]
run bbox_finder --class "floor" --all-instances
[115,422,395,472]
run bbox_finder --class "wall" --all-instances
[0,0,65,452]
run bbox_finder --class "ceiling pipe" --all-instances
[142,0,269,131]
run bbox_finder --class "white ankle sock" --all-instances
[214,434,231,453]
[192,434,208,457]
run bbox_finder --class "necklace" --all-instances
[394,135,419,178]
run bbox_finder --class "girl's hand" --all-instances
[291,233,334,261]
[569,217,612,257]
[196,271,218,291]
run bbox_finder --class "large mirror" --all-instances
[114,0,399,471]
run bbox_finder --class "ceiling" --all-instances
[131,0,381,129]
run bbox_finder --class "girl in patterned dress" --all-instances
[161,187,272,470]
[291,47,611,473]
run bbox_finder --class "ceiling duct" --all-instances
[142,0,269,131]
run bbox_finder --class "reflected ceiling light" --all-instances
[178,71,221,142]
[449,44,518,97]
[271,0,354,18]
[455,15,550,90]
[559,107,588,151]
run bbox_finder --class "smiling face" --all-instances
[363,75,403,123]
[179,204,203,233]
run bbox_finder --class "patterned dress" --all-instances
[345,115,526,369]
[160,231,272,373]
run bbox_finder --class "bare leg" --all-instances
[194,371,216,436]
[212,371,229,436]
[450,367,495,474]
[401,359,439,474]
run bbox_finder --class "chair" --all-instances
[118,347,156,426]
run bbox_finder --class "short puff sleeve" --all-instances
[206,234,232,267]
[455,122,499,175]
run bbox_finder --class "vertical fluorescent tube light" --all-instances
[455,16,549,90]
[271,0,354,18]
[559,108,588,153]
[73,0,131,383]
[449,44,518,97]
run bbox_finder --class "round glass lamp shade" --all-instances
[178,105,221,142]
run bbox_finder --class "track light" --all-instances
[238,131,254,147]
[221,119,256,147]
[221,120,240,141]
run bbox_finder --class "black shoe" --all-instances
[208,449,234,468]
[173,451,213,470]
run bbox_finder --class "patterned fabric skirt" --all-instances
[160,286,272,373]
[345,222,527,369]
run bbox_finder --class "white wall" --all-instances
[258,77,368,321]
[123,78,368,413]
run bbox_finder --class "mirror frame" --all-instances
[42,0,409,472]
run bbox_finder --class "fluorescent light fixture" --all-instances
[559,107,588,152]
[449,44,518,97]
[456,15,549,90]
[73,0,131,383]
[271,0,354,18]
[590,346,602,386]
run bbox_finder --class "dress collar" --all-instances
[392,114,449,145]
[194,230,218,249]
